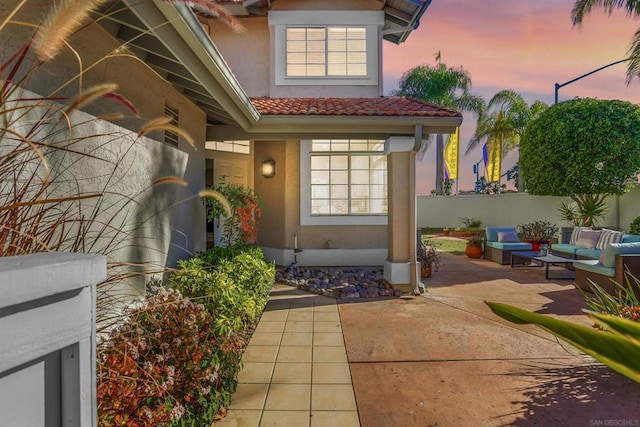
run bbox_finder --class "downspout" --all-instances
[411,125,423,294]
[378,0,433,97]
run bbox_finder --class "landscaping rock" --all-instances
[276,267,403,299]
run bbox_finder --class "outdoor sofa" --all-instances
[484,226,532,265]
[573,244,640,297]
[551,227,640,260]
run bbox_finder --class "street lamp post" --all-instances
[554,58,631,104]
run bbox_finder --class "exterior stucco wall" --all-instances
[2,16,207,272]
[255,139,387,266]
[204,1,382,98]
[619,186,640,232]
[417,191,640,232]
[205,17,271,97]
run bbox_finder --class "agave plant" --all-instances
[487,273,640,384]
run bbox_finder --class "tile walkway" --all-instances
[217,283,360,427]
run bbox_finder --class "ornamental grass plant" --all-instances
[1,0,263,425]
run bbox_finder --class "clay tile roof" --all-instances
[250,97,462,118]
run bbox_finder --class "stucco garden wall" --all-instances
[418,191,638,232]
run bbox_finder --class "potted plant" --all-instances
[417,240,441,278]
[517,220,559,251]
[442,227,451,236]
[465,234,484,259]
[452,217,483,238]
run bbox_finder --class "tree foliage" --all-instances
[468,90,547,155]
[520,98,640,200]
[572,0,640,83]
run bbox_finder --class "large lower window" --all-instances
[286,27,366,77]
[310,139,387,215]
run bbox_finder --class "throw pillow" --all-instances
[497,231,520,243]
[570,226,591,245]
[575,230,602,249]
[596,229,624,250]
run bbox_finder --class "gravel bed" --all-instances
[275,266,403,299]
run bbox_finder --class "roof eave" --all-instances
[122,0,260,127]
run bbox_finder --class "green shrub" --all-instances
[630,216,640,236]
[170,246,274,336]
[97,287,243,426]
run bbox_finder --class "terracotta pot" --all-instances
[526,240,550,252]
[442,230,450,236]
[465,244,483,258]
[420,264,432,278]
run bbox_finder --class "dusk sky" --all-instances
[382,0,640,195]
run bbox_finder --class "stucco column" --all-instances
[384,136,419,293]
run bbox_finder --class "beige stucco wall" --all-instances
[1,10,208,271]
[619,186,640,232]
[254,139,386,252]
[204,0,382,98]
[417,191,640,232]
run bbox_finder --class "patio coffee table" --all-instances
[511,251,575,280]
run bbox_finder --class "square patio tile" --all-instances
[314,311,340,322]
[310,411,360,427]
[229,383,269,410]
[313,303,338,312]
[288,311,313,322]
[249,332,282,346]
[260,411,310,427]
[314,321,342,333]
[281,332,313,346]
[312,363,352,384]
[242,346,279,363]
[264,384,311,410]
[313,346,348,363]
[237,362,274,384]
[313,332,344,347]
[284,321,313,333]
[259,310,289,322]
[272,362,312,384]
[277,346,312,363]
[215,409,262,427]
[254,321,285,333]
[311,384,357,411]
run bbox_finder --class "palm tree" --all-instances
[394,53,484,195]
[572,0,640,83]
[466,90,547,191]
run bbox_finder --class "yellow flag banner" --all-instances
[444,127,459,180]
[484,140,502,182]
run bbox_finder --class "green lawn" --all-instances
[422,235,467,256]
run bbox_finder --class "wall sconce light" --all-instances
[261,159,276,178]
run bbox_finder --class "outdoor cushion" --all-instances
[497,230,520,243]
[573,259,615,277]
[596,229,624,250]
[575,230,602,249]
[575,248,602,259]
[622,234,640,243]
[570,227,591,245]
[485,227,518,242]
[485,241,532,250]
[599,242,640,268]
[551,243,578,256]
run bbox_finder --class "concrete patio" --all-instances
[219,252,640,426]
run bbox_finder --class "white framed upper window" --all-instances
[286,27,367,77]
[270,11,383,86]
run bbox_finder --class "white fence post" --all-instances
[0,252,106,427]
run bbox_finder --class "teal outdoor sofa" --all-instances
[573,242,640,296]
[484,226,532,265]
[551,229,640,260]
